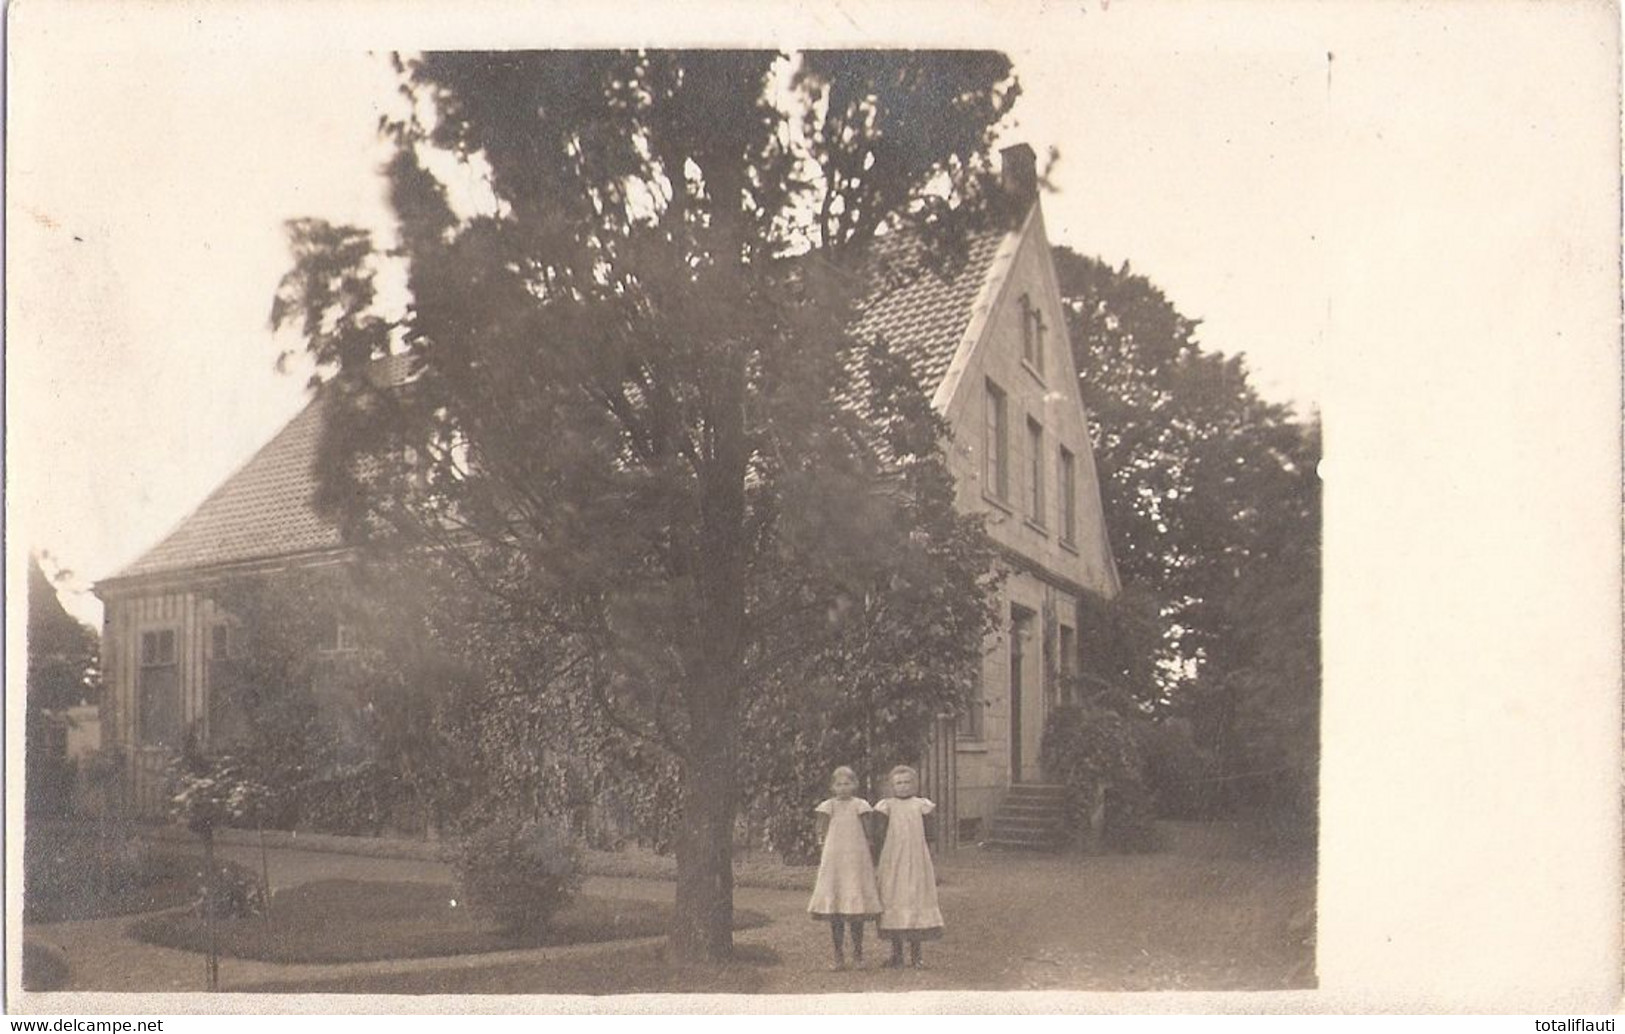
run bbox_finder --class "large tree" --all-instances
[1054,248,1321,825]
[273,51,1014,960]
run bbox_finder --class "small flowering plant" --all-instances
[168,750,272,835]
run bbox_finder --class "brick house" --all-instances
[94,144,1120,839]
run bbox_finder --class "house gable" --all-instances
[934,202,1122,600]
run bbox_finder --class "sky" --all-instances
[7,0,1621,1003]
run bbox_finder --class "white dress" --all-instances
[874,795,943,939]
[806,796,882,920]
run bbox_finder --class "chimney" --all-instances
[1000,142,1038,204]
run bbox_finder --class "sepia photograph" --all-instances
[7,0,1618,1016]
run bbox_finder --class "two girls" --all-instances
[807,764,943,970]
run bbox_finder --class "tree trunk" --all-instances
[670,714,737,961]
[669,337,748,963]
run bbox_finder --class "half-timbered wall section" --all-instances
[100,588,227,813]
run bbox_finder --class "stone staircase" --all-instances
[984,782,1071,850]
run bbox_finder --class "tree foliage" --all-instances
[204,566,476,835]
[28,554,100,712]
[1054,248,1320,830]
[271,51,1016,959]
[27,554,101,817]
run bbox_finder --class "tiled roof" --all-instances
[107,228,1009,583]
[108,354,415,582]
[850,225,1007,398]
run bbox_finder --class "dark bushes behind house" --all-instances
[1040,704,1162,853]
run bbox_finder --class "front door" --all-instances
[1009,606,1034,782]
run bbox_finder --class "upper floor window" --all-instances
[1027,418,1046,525]
[1058,445,1078,544]
[984,379,1009,502]
[138,628,181,747]
[1021,293,1047,376]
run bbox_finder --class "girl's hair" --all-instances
[888,765,919,782]
[830,766,858,785]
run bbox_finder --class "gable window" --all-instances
[1027,418,1045,525]
[138,628,181,747]
[984,380,1009,502]
[1058,445,1078,545]
[1021,294,1047,376]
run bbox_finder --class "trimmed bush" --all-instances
[454,820,582,939]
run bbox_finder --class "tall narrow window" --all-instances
[1059,445,1078,544]
[1027,418,1045,525]
[208,621,246,747]
[138,628,180,747]
[210,623,232,661]
[957,667,986,741]
[1021,294,1047,375]
[984,380,1009,502]
[1058,624,1077,704]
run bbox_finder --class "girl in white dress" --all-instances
[873,764,943,968]
[806,765,882,969]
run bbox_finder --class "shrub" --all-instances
[299,762,403,836]
[1135,718,1225,819]
[1103,781,1164,853]
[191,859,267,921]
[454,820,582,939]
[1040,704,1161,853]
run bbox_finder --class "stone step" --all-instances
[983,833,1069,851]
[1004,784,1068,799]
[988,815,1067,833]
[997,800,1068,816]
[982,783,1073,852]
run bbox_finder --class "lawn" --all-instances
[25,826,259,924]
[130,879,771,964]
